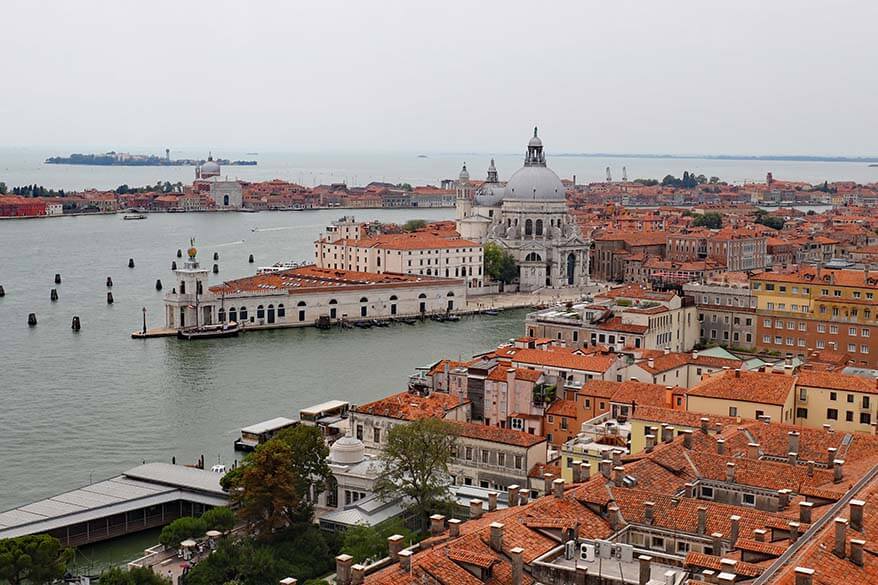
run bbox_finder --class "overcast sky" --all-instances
[1,0,875,155]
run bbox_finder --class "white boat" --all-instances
[123,213,147,220]
[256,261,308,274]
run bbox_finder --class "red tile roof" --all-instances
[688,370,795,406]
[451,421,547,448]
[354,391,467,421]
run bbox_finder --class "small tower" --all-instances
[165,238,212,330]
[622,166,628,182]
[606,166,612,182]
[486,158,499,184]
[455,163,473,220]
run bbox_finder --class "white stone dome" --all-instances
[201,159,220,175]
[504,165,566,201]
[330,436,366,464]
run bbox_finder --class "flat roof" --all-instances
[300,400,349,415]
[240,417,298,435]
[0,463,227,539]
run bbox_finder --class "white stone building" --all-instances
[455,129,591,292]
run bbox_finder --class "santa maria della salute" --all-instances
[455,127,591,292]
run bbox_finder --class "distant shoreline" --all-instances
[553,153,878,164]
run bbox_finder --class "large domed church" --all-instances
[456,128,590,292]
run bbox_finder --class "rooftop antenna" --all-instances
[606,166,612,182]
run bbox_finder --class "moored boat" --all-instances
[177,321,242,340]
[123,213,147,220]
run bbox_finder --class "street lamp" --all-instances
[142,306,147,334]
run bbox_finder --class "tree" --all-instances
[756,215,785,230]
[0,182,6,194]
[0,534,72,585]
[202,506,236,532]
[484,242,518,284]
[341,518,412,564]
[692,212,723,229]
[374,418,458,519]
[223,425,329,536]
[403,219,426,232]
[159,516,206,548]
[99,566,171,585]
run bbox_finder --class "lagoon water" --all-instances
[0,208,531,512]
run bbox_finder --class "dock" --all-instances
[131,327,177,339]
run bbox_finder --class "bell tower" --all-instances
[455,162,472,220]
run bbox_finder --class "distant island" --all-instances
[46,152,257,167]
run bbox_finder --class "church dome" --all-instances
[330,436,366,464]
[459,163,470,182]
[200,153,220,177]
[504,165,566,201]
[475,184,505,207]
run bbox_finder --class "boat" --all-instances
[123,213,147,220]
[234,416,298,451]
[177,321,242,340]
[354,321,373,329]
[256,261,307,274]
[445,314,461,322]
[483,309,500,316]
[400,317,417,325]
[417,154,428,158]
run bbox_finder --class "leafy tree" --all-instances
[709,176,720,184]
[403,219,427,232]
[0,534,72,585]
[223,425,329,537]
[396,183,413,191]
[484,242,518,284]
[159,516,207,548]
[374,418,458,519]
[202,506,236,532]
[756,215,785,230]
[0,182,6,194]
[341,518,412,564]
[99,566,171,585]
[691,212,723,229]
[633,178,658,186]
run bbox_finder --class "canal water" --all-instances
[0,209,527,512]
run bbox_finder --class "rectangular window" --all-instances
[850,327,857,336]
[514,455,523,470]
[701,485,714,499]
[827,408,838,420]
[676,541,690,554]
[846,411,854,422]
[482,450,489,464]
[651,536,665,551]
[373,427,381,443]
[498,453,505,467]
[796,407,808,419]
[465,447,473,460]
[861,412,872,425]
[862,345,869,354]
[356,424,363,441]
[729,407,738,417]
[742,493,756,507]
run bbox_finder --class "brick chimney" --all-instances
[661,424,674,443]
[717,438,726,455]
[638,555,652,585]
[726,462,736,483]
[644,501,655,524]
[571,462,582,484]
[748,442,760,459]
[697,507,708,534]
[519,490,529,506]
[489,522,504,552]
[580,461,591,481]
[700,417,710,434]
[827,447,837,466]
[793,567,814,585]
[612,449,623,467]
[398,549,413,573]
[729,515,741,546]
[682,429,693,449]
[788,431,800,456]
[351,564,365,585]
[543,473,555,495]
[600,459,612,479]
[553,477,566,497]
[507,485,520,507]
[612,466,625,487]
[608,504,624,531]
[711,532,724,556]
[788,452,798,466]
[833,459,845,483]
[753,528,767,543]
[833,517,848,558]
[778,488,791,510]
[448,518,461,538]
[789,521,801,542]
[388,534,405,561]
[645,434,656,452]
[430,514,445,536]
[469,499,483,519]
[336,554,353,585]
[806,460,815,477]
[647,357,655,369]
[510,547,524,585]
[850,539,865,567]
[799,501,814,524]
[850,499,865,532]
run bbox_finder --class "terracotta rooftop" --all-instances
[354,390,468,421]
[494,347,618,373]
[451,421,546,448]
[687,370,795,406]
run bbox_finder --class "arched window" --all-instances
[229,307,237,322]
[525,252,542,262]
[525,219,533,236]
[277,303,286,317]
[389,295,398,301]
[180,281,186,294]
[360,297,368,318]
[239,306,248,320]
[267,304,275,324]
[418,293,427,299]
[535,219,543,236]
[446,291,455,297]
[223,194,230,206]
[426,268,432,275]
[257,305,265,319]
[418,293,427,314]
[218,308,226,322]
[329,299,338,320]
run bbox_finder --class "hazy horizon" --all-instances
[2,1,876,156]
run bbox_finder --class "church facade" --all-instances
[455,129,590,292]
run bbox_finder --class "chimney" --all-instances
[644,501,655,524]
[600,459,612,479]
[850,539,865,567]
[508,485,520,507]
[388,534,405,561]
[519,490,529,506]
[489,522,504,552]
[806,460,815,477]
[543,473,555,495]
[734,368,741,378]
[715,421,724,433]
[685,483,695,498]
[469,499,483,519]
[510,547,524,585]
[430,514,445,536]
[693,349,699,360]
[753,528,767,543]
[662,424,674,443]
[398,549,413,573]
[700,417,710,434]
[572,462,582,484]
[778,488,791,510]
[827,447,837,466]
[612,449,623,467]
[612,466,625,487]
[833,517,848,558]
[647,357,655,369]
[799,501,814,524]
[682,429,693,449]
[850,499,865,532]
[833,459,845,483]
[726,462,736,483]
[698,507,708,534]
[729,515,741,546]
[824,424,834,433]
[702,570,717,584]
[608,504,624,531]
[711,533,724,556]
[638,555,652,585]
[789,521,801,542]
[351,565,365,585]
[793,567,814,585]
[788,452,798,466]
[580,461,591,481]
[664,346,670,355]
[448,519,461,538]
[645,434,656,452]
[336,554,353,585]
[788,431,800,456]
[748,442,760,459]
[717,438,726,455]
[488,491,498,511]
[553,477,566,497]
